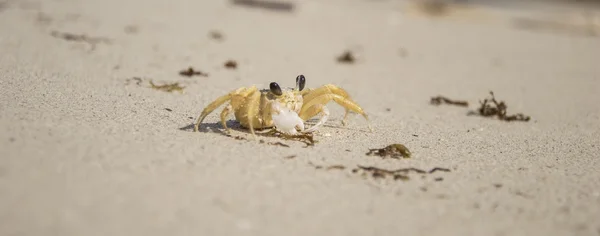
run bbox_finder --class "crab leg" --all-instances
[301,104,330,133]
[245,89,262,139]
[301,84,356,126]
[301,84,351,100]
[220,104,233,133]
[195,86,258,133]
[300,93,372,131]
[194,93,232,132]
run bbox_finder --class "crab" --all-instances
[193,75,371,138]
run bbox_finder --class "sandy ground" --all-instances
[1,0,600,235]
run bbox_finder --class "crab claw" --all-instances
[271,102,304,135]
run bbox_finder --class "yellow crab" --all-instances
[193,75,371,138]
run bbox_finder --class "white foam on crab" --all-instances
[271,102,304,135]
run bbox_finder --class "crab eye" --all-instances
[270,82,283,96]
[296,75,306,91]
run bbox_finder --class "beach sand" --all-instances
[1,0,599,235]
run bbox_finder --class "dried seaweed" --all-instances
[259,140,290,147]
[124,25,139,34]
[225,134,248,141]
[270,142,290,147]
[125,77,143,86]
[50,31,111,50]
[430,96,469,107]
[308,162,450,182]
[230,0,295,12]
[471,91,531,122]
[352,165,450,181]
[366,144,412,159]
[126,77,185,94]
[352,166,411,181]
[209,30,224,41]
[514,190,533,199]
[218,127,312,147]
[308,162,346,171]
[398,48,409,58]
[36,12,53,26]
[414,0,449,17]
[263,129,316,147]
[224,60,238,69]
[179,67,209,77]
[326,165,346,170]
[309,162,323,169]
[149,80,185,93]
[336,50,356,64]
[429,167,451,173]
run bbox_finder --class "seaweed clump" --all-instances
[366,144,412,159]
[472,91,531,122]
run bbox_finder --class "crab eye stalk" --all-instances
[270,82,283,96]
[296,75,306,91]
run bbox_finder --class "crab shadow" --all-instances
[179,120,247,135]
[179,120,284,139]
[180,118,365,133]
[179,116,368,142]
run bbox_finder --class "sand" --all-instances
[1,0,599,235]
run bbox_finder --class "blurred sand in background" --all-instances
[1,0,599,235]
